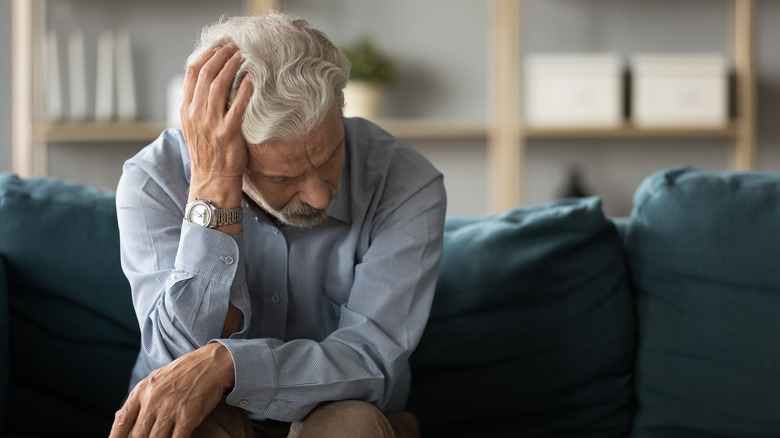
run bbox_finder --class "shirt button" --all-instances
[239,399,249,407]
[272,292,280,304]
[220,256,234,265]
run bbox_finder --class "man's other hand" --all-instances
[109,342,235,438]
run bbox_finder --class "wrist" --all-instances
[188,175,243,208]
[209,342,236,392]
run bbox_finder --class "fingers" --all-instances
[170,418,199,438]
[208,50,247,120]
[147,414,174,438]
[192,44,239,116]
[131,406,157,438]
[109,396,141,438]
[181,48,218,108]
[226,73,254,133]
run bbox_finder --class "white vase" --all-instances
[343,80,384,120]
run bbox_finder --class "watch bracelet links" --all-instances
[216,207,243,226]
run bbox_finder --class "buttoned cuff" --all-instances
[175,220,246,288]
[214,338,281,414]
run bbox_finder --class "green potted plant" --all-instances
[341,37,397,120]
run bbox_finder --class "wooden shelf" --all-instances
[33,119,738,143]
[34,121,168,143]
[484,0,757,212]
[524,122,738,139]
[34,119,487,144]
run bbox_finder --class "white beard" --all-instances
[242,176,336,229]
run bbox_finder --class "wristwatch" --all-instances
[184,199,243,228]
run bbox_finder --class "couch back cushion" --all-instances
[0,174,140,436]
[409,197,636,438]
[626,167,780,437]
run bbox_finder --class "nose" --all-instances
[297,172,330,210]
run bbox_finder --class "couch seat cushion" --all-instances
[409,197,635,438]
[626,167,780,437]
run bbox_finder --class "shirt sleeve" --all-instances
[116,157,251,368]
[217,175,447,421]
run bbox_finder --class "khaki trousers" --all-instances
[192,400,420,438]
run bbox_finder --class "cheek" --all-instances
[326,153,344,187]
[259,184,295,210]
[245,176,289,210]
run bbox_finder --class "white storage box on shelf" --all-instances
[631,54,728,128]
[524,54,623,128]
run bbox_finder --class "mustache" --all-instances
[282,187,339,216]
[278,187,339,228]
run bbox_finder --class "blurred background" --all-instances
[3,0,776,217]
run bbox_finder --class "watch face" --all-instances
[188,202,212,226]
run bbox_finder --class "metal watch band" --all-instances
[185,199,243,228]
[215,207,243,226]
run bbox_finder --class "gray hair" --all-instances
[186,12,350,144]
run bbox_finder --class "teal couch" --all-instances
[2,166,780,437]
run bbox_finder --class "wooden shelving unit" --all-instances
[11,0,486,176]
[11,0,282,176]
[34,122,169,143]
[31,119,487,144]
[524,123,739,139]
[489,0,756,213]
[12,0,756,215]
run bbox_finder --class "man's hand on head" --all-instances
[108,342,236,438]
[181,42,253,211]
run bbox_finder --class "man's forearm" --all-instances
[189,178,244,335]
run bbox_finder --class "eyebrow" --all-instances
[263,139,343,179]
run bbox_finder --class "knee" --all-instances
[311,400,388,424]
[332,400,385,419]
[191,400,254,438]
[295,400,395,438]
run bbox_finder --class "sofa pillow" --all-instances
[626,167,780,437]
[409,197,636,438]
[0,174,140,436]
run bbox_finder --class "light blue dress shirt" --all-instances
[116,117,447,422]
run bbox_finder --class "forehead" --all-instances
[248,110,343,175]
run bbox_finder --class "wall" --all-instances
[3,0,779,216]
[281,0,489,216]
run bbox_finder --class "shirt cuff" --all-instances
[214,338,280,414]
[174,220,246,288]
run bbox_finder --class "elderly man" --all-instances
[109,11,446,438]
